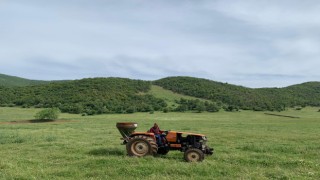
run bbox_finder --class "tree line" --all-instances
[0,78,166,115]
[1,76,319,114]
[154,77,320,111]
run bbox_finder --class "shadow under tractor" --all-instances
[116,122,213,162]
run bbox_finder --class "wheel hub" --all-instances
[187,152,200,162]
[132,142,148,155]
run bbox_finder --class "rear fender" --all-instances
[129,132,156,141]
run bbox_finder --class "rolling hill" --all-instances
[0,77,166,115]
[0,74,319,114]
[0,74,49,87]
[154,76,320,111]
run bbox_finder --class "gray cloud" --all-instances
[0,0,319,87]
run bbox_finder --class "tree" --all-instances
[163,108,169,113]
[175,104,188,112]
[34,108,60,120]
[195,102,206,113]
[206,102,220,112]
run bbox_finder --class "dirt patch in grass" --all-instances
[0,119,77,124]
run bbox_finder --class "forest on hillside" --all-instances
[0,73,49,87]
[0,78,167,115]
[0,76,320,114]
[154,77,320,112]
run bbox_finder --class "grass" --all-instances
[146,85,207,107]
[0,107,320,179]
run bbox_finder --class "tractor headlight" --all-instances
[202,136,207,141]
[199,136,207,145]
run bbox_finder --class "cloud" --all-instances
[274,38,320,57]
[0,0,319,87]
[209,0,320,29]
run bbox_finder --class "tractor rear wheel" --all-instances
[184,148,204,162]
[126,135,158,157]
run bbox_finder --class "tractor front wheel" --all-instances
[126,135,157,157]
[184,148,204,162]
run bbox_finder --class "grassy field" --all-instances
[0,107,319,179]
[146,85,207,107]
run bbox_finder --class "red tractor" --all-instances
[116,122,213,162]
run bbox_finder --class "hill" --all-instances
[0,74,221,114]
[0,78,166,115]
[154,76,320,111]
[0,74,319,114]
[284,82,320,106]
[0,74,49,87]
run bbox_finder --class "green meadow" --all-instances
[146,85,207,107]
[0,107,319,179]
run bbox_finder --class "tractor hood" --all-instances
[170,131,206,137]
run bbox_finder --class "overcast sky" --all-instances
[1,0,320,88]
